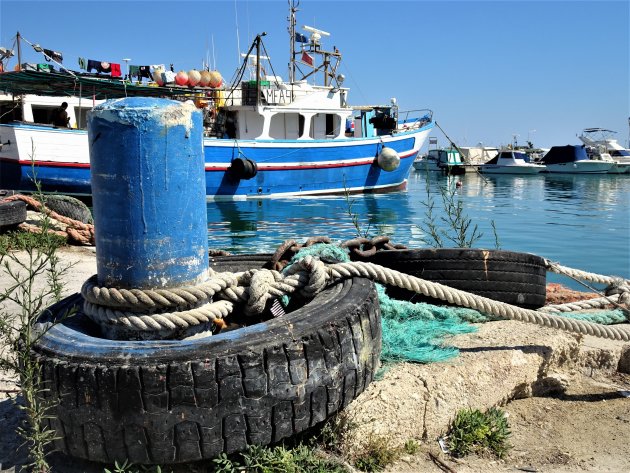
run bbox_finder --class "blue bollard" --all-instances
[88,97,208,289]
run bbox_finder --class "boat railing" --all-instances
[397,109,433,131]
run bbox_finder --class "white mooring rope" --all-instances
[81,256,630,341]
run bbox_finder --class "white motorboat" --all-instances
[540,145,614,174]
[479,150,545,174]
[578,128,630,174]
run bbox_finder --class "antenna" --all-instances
[303,25,330,36]
[303,25,330,45]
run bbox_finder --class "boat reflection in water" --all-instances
[208,170,629,290]
[207,192,415,254]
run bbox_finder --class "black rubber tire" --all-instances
[0,189,18,199]
[229,157,258,180]
[43,195,92,224]
[31,255,381,465]
[354,248,547,309]
[0,199,27,229]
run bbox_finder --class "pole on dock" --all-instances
[87,97,208,289]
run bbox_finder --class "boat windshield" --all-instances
[513,152,529,161]
[610,149,630,157]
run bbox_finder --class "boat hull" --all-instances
[0,122,433,198]
[543,161,614,174]
[479,165,544,174]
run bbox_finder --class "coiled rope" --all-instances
[82,253,630,342]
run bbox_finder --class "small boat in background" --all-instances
[479,149,545,174]
[540,145,614,174]
[578,128,630,174]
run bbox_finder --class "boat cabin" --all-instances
[212,78,398,141]
[0,93,103,128]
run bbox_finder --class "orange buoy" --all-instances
[175,70,189,86]
[208,71,223,88]
[199,70,211,87]
[188,69,201,87]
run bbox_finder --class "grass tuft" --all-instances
[446,407,511,459]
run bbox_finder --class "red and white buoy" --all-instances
[188,69,201,87]
[175,70,189,86]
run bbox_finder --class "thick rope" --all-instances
[83,299,233,332]
[79,252,630,341]
[322,259,630,342]
[539,294,625,314]
[81,272,241,311]
[3,194,95,245]
[545,259,630,287]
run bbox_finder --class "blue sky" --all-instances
[1,0,628,148]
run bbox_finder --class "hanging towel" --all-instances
[138,66,152,79]
[129,65,139,78]
[43,48,63,63]
[99,62,111,73]
[110,63,121,77]
[37,63,51,72]
[87,59,100,72]
[78,57,87,70]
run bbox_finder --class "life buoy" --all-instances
[229,157,258,179]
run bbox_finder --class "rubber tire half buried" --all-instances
[355,248,547,309]
[0,199,27,229]
[30,255,381,465]
[43,194,93,224]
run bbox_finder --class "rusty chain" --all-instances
[269,235,407,271]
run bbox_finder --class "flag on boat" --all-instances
[301,51,313,67]
[294,32,308,43]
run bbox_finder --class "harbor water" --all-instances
[206,171,630,290]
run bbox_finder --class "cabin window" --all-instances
[326,114,334,136]
[74,107,91,129]
[0,102,22,123]
[299,115,305,137]
[31,105,58,125]
[310,113,340,139]
[269,112,301,139]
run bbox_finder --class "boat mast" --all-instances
[256,34,262,107]
[288,0,298,84]
[16,31,22,71]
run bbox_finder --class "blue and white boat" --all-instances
[0,3,433,199]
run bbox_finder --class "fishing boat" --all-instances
[539,145,614,174]
[478,149,545,174]
[0,3,434,199]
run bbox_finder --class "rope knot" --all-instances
[245,269,277,315]
[296,255,329,298]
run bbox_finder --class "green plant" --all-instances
[353,434,400,472]
[0,151,74,471]
[103,460,163,473]
[343,178,372,238]
[0,229,66,255]
[211,444,347,472]
[446,407,511,459]
[403,439,420,455]
[418,177,486,248]
[491,220,501,249]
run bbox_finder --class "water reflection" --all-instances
[206,171,630,286]
[206,192,414,253]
